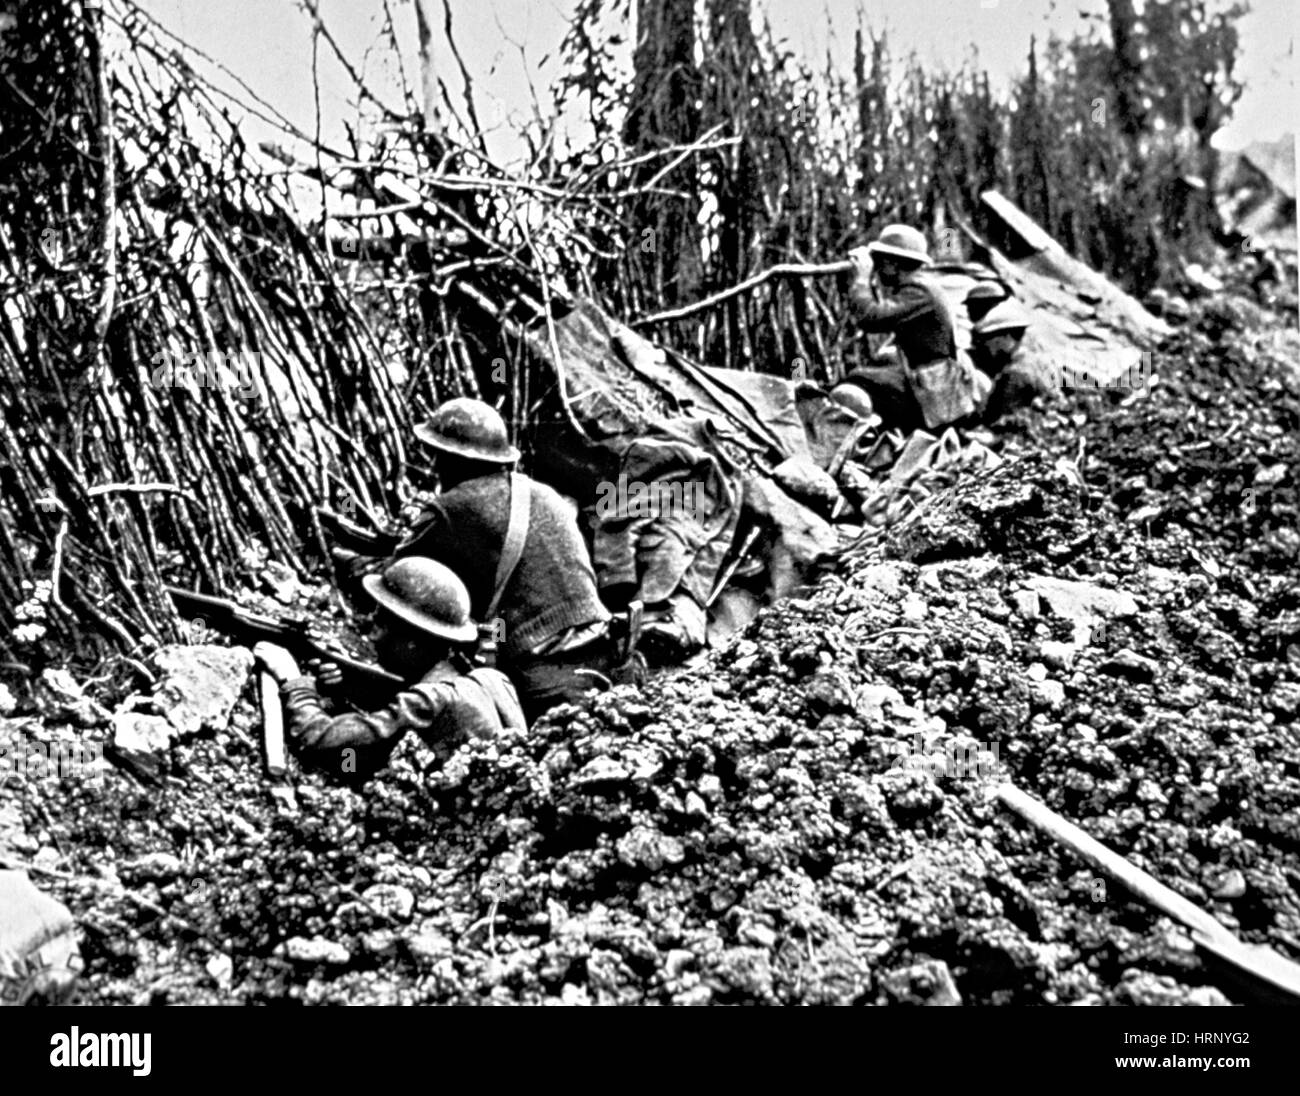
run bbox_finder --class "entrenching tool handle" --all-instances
[993,782,1300,1003]
[993,783,1231,942]
[259,669,287,778]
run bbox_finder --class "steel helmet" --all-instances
[828,382,876,420]
[972,299,1034,338]
[361,557,478,644]
[866,224,931,266]
[414,398,521,464]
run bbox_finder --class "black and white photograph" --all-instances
[0,0,1297,1071]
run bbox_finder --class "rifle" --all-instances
[316,507,399,555]
[166,586,404,710]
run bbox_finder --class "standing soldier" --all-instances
[395,398,614,720]
[254,557,525,781]
[834,224,985,432]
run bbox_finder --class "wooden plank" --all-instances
[259,670,287,779]
[980,190,1061,255]
[994,782,1300,1003]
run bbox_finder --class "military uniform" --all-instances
[281,659,524,779]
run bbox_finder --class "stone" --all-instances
[854,562,908,602]
[1032,680,1067,710]
[205,953,234,988]
[110,712,174,779]
[857,683,904,722]
[1114,970,1228,1006]
[1011,589,1041,619]
[1025,575,1138,641]
[152,644,254,737]
[361,883,416,922]
[880,958,963,1006]
[1026,662,1048,682]
[901,595,928,622]
[805,670,857,717]
[1102,648,1158,683]
[123,852,183,882]
[617,825,686,871]
[1211,870,1247,900]
[361,930,399,958]
[1039,640,1078,670]
[406,925,455,964]
[282,936,350,966]
[1266,682,1300,720]
[0,870,82,1004]
[572,757,630,786]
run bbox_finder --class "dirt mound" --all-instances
[4,292,1297,1006]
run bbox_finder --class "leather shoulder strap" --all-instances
[485,472,530,622]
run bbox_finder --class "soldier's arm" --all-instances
[848,282,932,331]
[393,500,454,561]
[279,677,452,774]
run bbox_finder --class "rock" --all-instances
[805,670,857,717]
[709,946,774,999]
[880,959,963,1006]
[682,791,709,818]
[664,949,695,979]
[205,953,234,989]
[900,594,928,622]
[1032,680,1066,710]
[1026,662,1048,682]
[361,930,399,958]
[0,870,82,1004]
[152,644,254,736]
[110,712,174,779]
[854,562,908,601]
[406,925,455,964]
[1039,640,1077,670]
[123,852,183,882]
[361,883,415,922]
[617,825,686,871]
[1025,575,1138,642]
[1266,682,1300,720]
[1254,463,1287,488]
[282,936,350,966]
[1211,870,1247,900]
[919,556,1002,589]
[572,757,630,786]
[1102,648,1158,683]
[1114,970,1227,1006]
[858,683,904,722]
[1011,589,1041,619]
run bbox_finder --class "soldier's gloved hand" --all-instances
[305,658,344,692]
[848,246,874,280]
[253,641,301,685]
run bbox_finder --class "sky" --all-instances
[137,0,1295,162]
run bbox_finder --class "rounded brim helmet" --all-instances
[828,383,876,420]
[972,299,1034,337]
[965,281,1010,304]
[866,224,931,266]
[362,558,479,644]
[414,397,521,464]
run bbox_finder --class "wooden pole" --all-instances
[994,782,1300,1003]
[633,260,853,328]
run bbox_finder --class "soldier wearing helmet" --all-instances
[968,298,1049,422]
[254,557,526,781]
[396,397,613,720]
[837,224,983,432]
